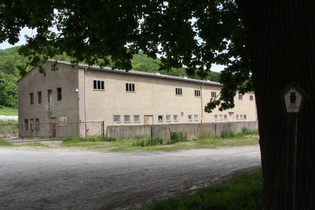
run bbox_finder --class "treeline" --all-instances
[0,46,220,108]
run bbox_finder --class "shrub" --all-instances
[221,130,236,138]
[169,131,188,144]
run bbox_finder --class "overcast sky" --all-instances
[0,28,225,72]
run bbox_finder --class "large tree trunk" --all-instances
[236,0,315,209]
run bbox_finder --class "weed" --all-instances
[63,136,110,143]
[221,130,236,138]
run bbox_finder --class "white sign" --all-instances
[284,87,302,113]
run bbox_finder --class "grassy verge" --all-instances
[146,168,263,210]
[0,139,13,146]
[0,107,18,116]
[0,120,18,133]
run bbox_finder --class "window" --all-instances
[24,119,29,131]
[30,93,34,105]
[30,118,34,130]
[35,118,40,130]
[93,80,104,90]
[57,88,62,101]
[240,114,243,120]
[114,115,120,122]
[173,115,178,121]
[219,115,223,121]
[48,90,52,110]
[224,115,228,120]
[158,115,163,122]
[244,115,247,120]
[124,115,130,122]
[37,92,42,104]
[194,115,199,121]
[238,93,243,100]
[134,115,140,122]
[236,114,239,120]
[195,90,201,97]
[59,116,67,126]
[166,115,171,121]
[250,95,254,101]
[126,83,135,92]
[188,115,192,121]
[214,115,218,121]
[211,91,216,99]
[175,88,182,96]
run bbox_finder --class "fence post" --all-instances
[101,121,104,136]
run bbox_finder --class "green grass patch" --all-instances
[0,120,18,133]
[0,107,18,116]
[0,139,13,146]
[58,133,259,152]
[146,168,263,210]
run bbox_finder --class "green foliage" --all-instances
[0,107,18,116]
[169,131,188,144]
[63,136,114,143]
[133,137,164,147]
[221,128,258,138]
[147,168,263,210]
[0,74,18,108]
[0,0,242,111]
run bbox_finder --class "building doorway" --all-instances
[144,115,153,125]
[50,118,56,137]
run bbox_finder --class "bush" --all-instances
[169,131,188,144]
[221,130,236,138]
[133,137,163,147]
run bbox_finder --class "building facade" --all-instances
[18,60,257,137]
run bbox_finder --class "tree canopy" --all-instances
[0,0,249,112]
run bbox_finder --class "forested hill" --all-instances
[0,46,220,108]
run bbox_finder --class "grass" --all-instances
[58,132,258,152]
[0,107,18,116]
[146,168,263,210]
[0,139,13,146]
[0,120,18,133]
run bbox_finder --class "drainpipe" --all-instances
[84,68,87,137]
[200,83,204,123]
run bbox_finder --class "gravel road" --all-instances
[0,145,261,210]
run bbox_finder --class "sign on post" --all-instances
[283,87,303,113]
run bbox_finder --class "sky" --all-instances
[0,28,226,72]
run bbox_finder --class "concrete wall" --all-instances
[106,121,258,140]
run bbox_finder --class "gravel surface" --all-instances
[0,145,261,210]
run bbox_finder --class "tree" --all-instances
[1,0,314,208]
[0,74,18,108]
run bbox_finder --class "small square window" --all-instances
[244,115,247,120]
[214,115,218,121]
[94,80,105,90]
[114,115,120,122]
[224,115,227,120]
[211,92,216,99]
[219,115,223,121]
[158,115,163,122]
[194,115,198,121]
[250,95,254,101]
[240,114,243,120]
[134,115,140,122]
[176,88,182,96]
[173,115,178,121]
[188,115,192,121]
[126,83,135,92]
[238,93,243,100]
[166,115,171,121]
[195,90,201,97]
[30,118,34,130]
[236,114,239,120]
[124,115,130,122]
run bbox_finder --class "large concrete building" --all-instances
[18,60,257,137]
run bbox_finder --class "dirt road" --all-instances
[0,145,261,209]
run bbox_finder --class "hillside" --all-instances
[0,46,221,108]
